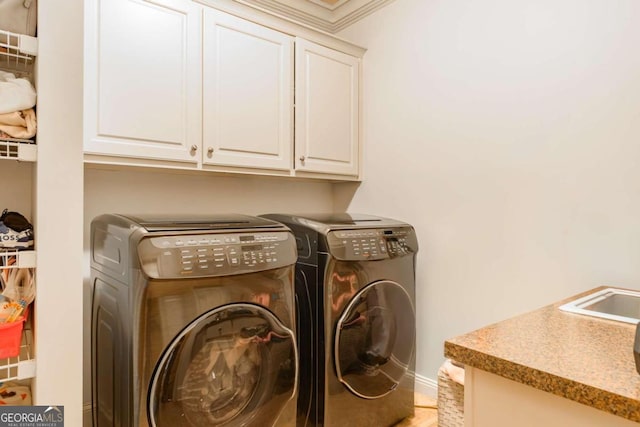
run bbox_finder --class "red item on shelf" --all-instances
[0,316,24,358]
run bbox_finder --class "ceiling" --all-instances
[236,0,396,33]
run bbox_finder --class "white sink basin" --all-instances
[559,288,640,324]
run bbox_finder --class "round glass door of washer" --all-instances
[148,303,297,426]
[334,280,415,399]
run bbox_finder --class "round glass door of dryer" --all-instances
[334,280,415,399]
[148,304,297,427]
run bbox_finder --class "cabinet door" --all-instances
[85,0,202,164]
[295,38,360,176]
[203,9,293,171]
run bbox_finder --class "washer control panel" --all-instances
[326,227,417,261]
[137,231,297,278]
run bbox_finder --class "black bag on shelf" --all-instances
[0,209,33,250]
[0,209,32,232]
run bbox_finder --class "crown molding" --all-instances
[307,0,350,12]
[235,0,395,33]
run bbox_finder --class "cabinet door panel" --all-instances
[85,0,201,163]
[295,38,359,176]
[203,9,293,170]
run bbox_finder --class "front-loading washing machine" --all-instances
[261,213,417,427]
[90,214,298,427]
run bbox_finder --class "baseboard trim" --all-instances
[415,373,437,398]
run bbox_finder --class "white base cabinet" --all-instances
[85,0,365,180]
[464,367,638,427]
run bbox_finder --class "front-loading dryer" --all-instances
[261,213,417,427]
[90,214,298,427]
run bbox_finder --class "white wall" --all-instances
[338,0,640,381]
[84,167,335,226]
[82,166,335,412]
[0,163,33,219]
[35,0,84,424]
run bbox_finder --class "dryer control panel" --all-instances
[137,231,297,278]
[326,227,417,261]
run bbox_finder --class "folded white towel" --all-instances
[0,71,36,114]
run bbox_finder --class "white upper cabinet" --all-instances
[295,38,360,177]
[84,0,365,180]
[84,0,202,164]
[203,9,293,171]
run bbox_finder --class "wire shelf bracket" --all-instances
[0,251,36,269]
[0,29,38,57]
[0,140,37,162]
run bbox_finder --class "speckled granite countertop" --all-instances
[444,286,640,423]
